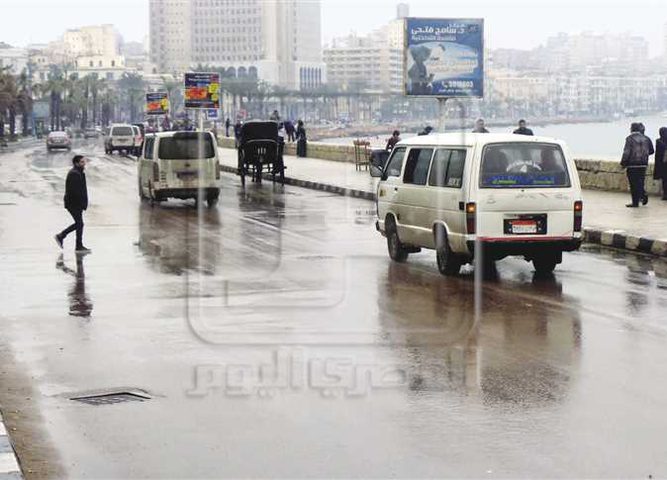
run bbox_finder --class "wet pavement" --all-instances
[1,140,667,477]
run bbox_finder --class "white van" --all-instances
[138,131,221,207]
[372,133,583,275]
[105,123,135,155]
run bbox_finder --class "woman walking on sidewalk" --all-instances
[654,127,667,200]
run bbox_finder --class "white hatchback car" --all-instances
[372,133,583,275]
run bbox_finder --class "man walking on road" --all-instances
[54,155,91,253]
[621,122,654,208]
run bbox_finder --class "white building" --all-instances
[324,10,406,94]
[0,46,29,75]
[149,0,325,90]
[49,25,122,63]
[74,55,129,81]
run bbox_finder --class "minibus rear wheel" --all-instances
[434,226,462,276]
[386,217,408,262]
[533,254,558,275]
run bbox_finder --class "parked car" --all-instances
[137,131,220,207]
[105,124,135,155]
[46,131,72,151]
[371,133,583,275]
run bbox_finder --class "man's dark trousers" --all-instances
[61,208,84,249]
[626,167,647,206]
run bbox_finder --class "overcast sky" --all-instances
[2,0,667,56]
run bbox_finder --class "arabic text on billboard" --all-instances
[405,18,484,98]
[184,73,220,109]
[146,92,170,116]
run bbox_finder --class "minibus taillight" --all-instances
[215,161,220,180]
[466,202,476,235]
[574,200,583,232]
[153,163,160,182]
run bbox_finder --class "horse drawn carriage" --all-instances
[237,121,285,187]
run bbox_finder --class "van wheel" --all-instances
[138,178,147,199]
[533,255,558,275]
[435,227,462,276]
[386,218,408,262]
[206,192,219,208]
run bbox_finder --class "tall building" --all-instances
[49,25,122,62]
[149,0,191,73]
[149,0,325,90]
[324,10,405,94]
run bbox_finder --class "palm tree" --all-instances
[118,72,146,122]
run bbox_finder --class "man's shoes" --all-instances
[662,197,667,201]
[626,203,639,208]
[75,246,92,254]
[54,234,63,249]
[642,195,649,205]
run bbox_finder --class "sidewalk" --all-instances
[0,412,22,479]
[218,148,667,257]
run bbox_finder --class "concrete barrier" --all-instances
[217,136,662,194]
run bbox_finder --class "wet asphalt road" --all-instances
[1,140,667,478]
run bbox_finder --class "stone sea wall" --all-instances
[217,136,660,194]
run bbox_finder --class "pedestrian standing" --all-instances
[225,118,231,137]
[621,122,654,208]
[54,155,91,253]
[513,119,534,136]
[473,118,489,133]
[654,127,667,200]
[296,120,307,157]
[284,120,295,142]
[386,130,401,151]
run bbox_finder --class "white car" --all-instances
[138,131,221,207]
[105,124,135,155]
[372,133,583,275]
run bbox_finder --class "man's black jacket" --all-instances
[64,166,88,211]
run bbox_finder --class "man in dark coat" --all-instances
[54,155,91,253]
[654,127,667,200]
[621,122,654,207]
[513,119,534,136]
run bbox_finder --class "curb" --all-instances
[220,165,667,258]
[220,165,376,201]
[0,412,22,479]
[583,228,667,257]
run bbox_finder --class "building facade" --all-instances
[324,5,406,95]
[149,0,325,90]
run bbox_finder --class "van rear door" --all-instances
[157,132,217,188]
[475,142,578,240]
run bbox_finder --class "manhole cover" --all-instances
[70,389,151,406]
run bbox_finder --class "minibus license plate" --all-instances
[510,220,537,234]
[177,171,197,180]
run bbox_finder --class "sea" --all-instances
[319,112,667,159]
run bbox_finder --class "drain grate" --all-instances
[70,390,151,406]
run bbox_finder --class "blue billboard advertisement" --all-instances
[405,18,484,98]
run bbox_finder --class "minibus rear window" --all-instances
[112,126,133,136]
[480,143,570,188]
[158,134,215,159]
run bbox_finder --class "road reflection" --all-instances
[378,262,582,406]
[56,253,93,318]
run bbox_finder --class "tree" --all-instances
[117,72,146,122]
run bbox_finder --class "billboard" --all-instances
[146,92,170,116]
[404,18,484,98]
[184,72,221,109]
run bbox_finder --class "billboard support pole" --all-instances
[437,97,448,133]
